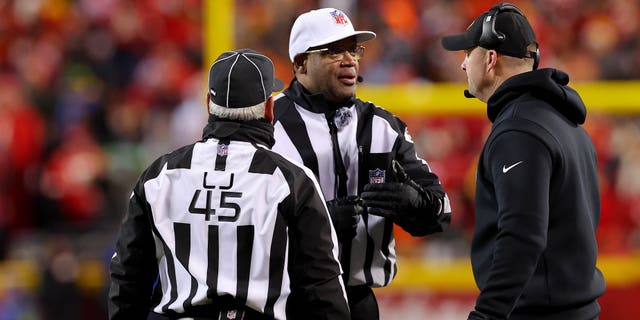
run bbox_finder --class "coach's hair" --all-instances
[208,99,266,121]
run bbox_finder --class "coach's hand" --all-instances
[361,161,442,235]
[326,196,363,241]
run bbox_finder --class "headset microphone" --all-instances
[463,89,475,98]
[357,76,363,83]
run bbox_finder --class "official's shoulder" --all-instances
[249,147,307,176]
[356,98,397,118]
[140,143,196,181]
[273,91,287,102]
[272,92,294,122]
[273,92,290,108]
[356,98,406,131]
[249,148,315,181]
[249,147,279,175]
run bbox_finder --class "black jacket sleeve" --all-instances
[108,186,159,320]
[473,131,552,318]
[281,166,350,320]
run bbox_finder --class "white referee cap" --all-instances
[288,8,376,62]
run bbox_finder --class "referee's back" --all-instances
[108,49,349,320]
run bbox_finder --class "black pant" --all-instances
[346,285,379,320]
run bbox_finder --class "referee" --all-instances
[273,8,452,319]
[109,49,350,320]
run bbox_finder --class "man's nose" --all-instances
[341,51,357,66]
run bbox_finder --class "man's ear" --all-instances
[487,50,498,72]
[293,55,306,74]
[205,92,212,114]
[264,96,274,123]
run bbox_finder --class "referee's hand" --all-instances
[361,161,443,236]
[326,196,363,241]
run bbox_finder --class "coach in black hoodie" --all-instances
[441,3,605,320]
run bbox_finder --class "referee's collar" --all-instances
[202,117,275,148]
[285,78,356,115]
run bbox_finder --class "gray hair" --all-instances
[208,99,266,121]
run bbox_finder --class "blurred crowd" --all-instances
[0,0,639,318]
[240,0,640,84]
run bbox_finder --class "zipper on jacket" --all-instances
[326,114,348,198]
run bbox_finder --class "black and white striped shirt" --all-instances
[109,119,349,320]
[272,80,452,288]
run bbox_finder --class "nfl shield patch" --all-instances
[369,168,386,184]
[334,107,352,129]
[217,143,228,156]
[226,310,237,319]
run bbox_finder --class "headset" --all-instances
[478,3,540,70]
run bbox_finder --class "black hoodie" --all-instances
[471,68,606,320]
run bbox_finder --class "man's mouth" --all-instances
[338,74,356,85]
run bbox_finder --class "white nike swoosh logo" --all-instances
[502,161,524,173]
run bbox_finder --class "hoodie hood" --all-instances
[487,68,587,124]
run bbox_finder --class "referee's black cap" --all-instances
[208,49,284,108]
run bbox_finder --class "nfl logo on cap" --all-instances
[287,8,376,62]
[330,9,348,25]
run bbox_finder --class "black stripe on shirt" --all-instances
[381,219,394,284]
[249,148,277,175]
[355,102,374,193]
[326,113,348,198]
[215,139,230,171]
[167,144,195,170]
[206,225,219,299]
[355,103,376,285]
[159,233,180,313]
[174,223,198,310]
[361,217,375,285]
[275,100,320,177]
[264,211,287,318]
[236,225,254,305]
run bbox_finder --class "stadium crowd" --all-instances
[0,0,639,318]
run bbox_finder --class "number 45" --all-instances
[188,190,243,222]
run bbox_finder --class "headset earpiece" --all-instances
[479,7,502,47]
[479,3,539,70]
[478,3,526,48]
[531,46,540,70]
